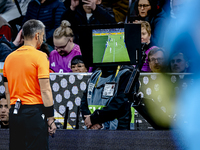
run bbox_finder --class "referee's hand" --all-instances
[47,117,56,137]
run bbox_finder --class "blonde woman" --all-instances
[49,20,82,73]
[140,21,158,72]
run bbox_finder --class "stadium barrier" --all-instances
[0,73,194,130]
[0,129,187,150]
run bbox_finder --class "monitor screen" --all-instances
[92,28,130,64]
[78,23,141,67]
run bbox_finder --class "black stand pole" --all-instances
[63,106,69,129]
[75,106,80,129]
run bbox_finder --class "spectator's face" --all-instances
[138,0,151,18]
[149,51,165,72]
[170,53,189,73]
[0,98,9,123]
[71,63,88,72]
[54,36,73,56]
[141,27,151,44]
[172,0,185,17]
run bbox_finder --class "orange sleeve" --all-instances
[3,62,7,78]
[37,53,49,79]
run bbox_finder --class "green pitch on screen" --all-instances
[93,34,130,63]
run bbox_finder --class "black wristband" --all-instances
[44,105,54,118]
[3,77,8,82]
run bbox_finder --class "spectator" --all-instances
[148,47,167,72]
[158,0,171,17]
[164,0,188,47]
[3,19,56,150]
[81,65,139,130]
[0,15,12,41]
[0,29,23,62]
[170,0,187,18]
[71,55,88,73]
[61,0,116,44]
[49,20,82,73]
[0,93,9,129]
[170,52,189,73]
[128,0,167,47]
[23,0,66,48]
[102,0,130,23]
[140,21,158,72]
[39,42,55,73]
[0,0,14,14]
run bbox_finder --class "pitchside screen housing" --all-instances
[79,24,141,67]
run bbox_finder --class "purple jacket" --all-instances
[141,46,158,72]
[49,44,81,72]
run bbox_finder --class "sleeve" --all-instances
[0,43,13,62]
[80,84,91,120]
[92,5,116,24]
[37,53,50,79]
[46,2,66,40]
[3,61,7,78]
[151,12,167,47]
[22,2,32,25]
[61,7,77,27]
[0,25,12,42]
[90,70,138,125]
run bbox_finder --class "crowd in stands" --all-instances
[0,0,190,74]
[0,0,193,130]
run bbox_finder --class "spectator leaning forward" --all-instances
[49,20,82,73]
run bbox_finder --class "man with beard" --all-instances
[148,47,167,72]
[0,93,9,129]
[170,52,189,73]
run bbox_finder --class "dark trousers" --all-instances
[9,104,49,150]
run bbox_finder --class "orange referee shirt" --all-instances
[3,45,49,105]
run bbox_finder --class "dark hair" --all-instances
[0,93,6,100]
[71,55,89,70]
[170,52,189,62]
[71,55,84,65]
[134,0,158,19]
[22,19,45,40]
[148,47,165,61]
[39,42,50,57]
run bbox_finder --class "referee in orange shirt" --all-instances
[3,19,56,150]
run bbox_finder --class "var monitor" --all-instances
[79,23,141,67]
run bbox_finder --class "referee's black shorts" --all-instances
[9,104,49,150]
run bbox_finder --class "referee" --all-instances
[3,19,56,150]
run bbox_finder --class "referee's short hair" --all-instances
[22,19,45,40]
